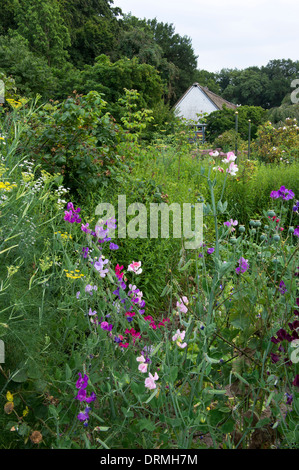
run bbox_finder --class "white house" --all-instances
[174,82,237,121]
[173,83,237,141]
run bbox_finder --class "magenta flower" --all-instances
[292,375,299,388]
[224,219,238,231]
[81,223,91,234]
[64,202,81,223]
[76,388,87,402]
[77,406,91,424]
[294,226,299,237]
[100,321,113,331]
[85,392,96,403]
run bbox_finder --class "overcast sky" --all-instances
[114,0,299,72]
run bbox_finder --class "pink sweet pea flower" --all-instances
[176,296,188,313]
[227,161,238,176]
[222,151,237,163]
[136,355,148,373]
[145,372,159,390]
[172,329,188,348]
[128,261,142,274]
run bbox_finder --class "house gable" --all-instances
[173,83,237,123]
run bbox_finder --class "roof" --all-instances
[173,83,237,121]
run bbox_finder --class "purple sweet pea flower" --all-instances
[270,186,295,201]
[279,280,287,295]
[236,257,249,274]
[109,242,119,250]
[76,388,87,402]
[77,407,90,422]
[207,247,215,254]
[100,321,113,331]
[277,186,295,200]
[270,190,280,199]
[85,392,97,403]
[292,375,299,388]
[76,373,88,390]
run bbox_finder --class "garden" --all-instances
[0,89,298,451]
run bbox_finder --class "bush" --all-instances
[17,91,120,196]
[252,118,299,164]
[205,105,267,143]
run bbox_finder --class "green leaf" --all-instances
[178,259,194,272]
[230,312,251,330]
[221,418,235,433]
[11,368,28,383]
[65,363,72,381]
[169,366,178,383]
[131,381,145,398]
[255,418,271,429]
[138,418,156,432]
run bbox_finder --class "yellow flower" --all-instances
[6,98,22,109]
[64,269,84,280]
[6,391,14,402]
[23,406,29,417]
[0,181,17,191]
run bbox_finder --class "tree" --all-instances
[0,0,18,35]
[0,31,58,99]
[14,0,71,67]
[146,18,198,103]
[193,70,221,95]
[59,0,121,66]
[76,55,165,127]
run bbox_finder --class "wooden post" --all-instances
[248,119,251,160]
[235,111,238,158]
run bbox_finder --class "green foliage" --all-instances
[252,118,299,164]
[59,0,121,66]
[217,59,299,109]
[267,102,299,126]
[77,55,165,122]
[0,32,58,99]
[14,0,71,67]
[1,103,299,450]
[18,91,119,195]
[205,105,267,143]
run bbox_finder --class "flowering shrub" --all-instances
[253,118,299,164]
